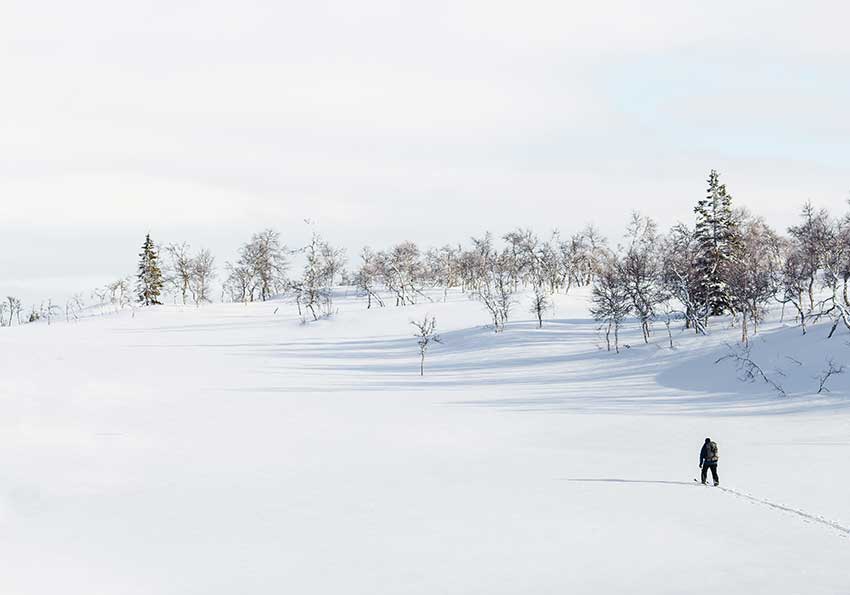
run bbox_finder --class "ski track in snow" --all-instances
[568,479,850,539]
[715,485,850,538]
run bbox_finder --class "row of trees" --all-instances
[352,227,609,331]
[590,171,850,352]
[2,220,607,329]
[135,234,217,307]
[0,295,87,326]
[219,228,347,321]
[128,221,608,332]
[7,170,850,349]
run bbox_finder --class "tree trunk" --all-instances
[614,322,620,354]
[828,319,839,339]
[843,277,849,308]
[808,277,815,312]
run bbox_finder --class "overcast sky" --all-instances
[2,1,849,305]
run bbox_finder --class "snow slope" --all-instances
[1,289,849,594]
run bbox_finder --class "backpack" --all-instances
[706,441,719,462]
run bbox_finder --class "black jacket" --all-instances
[700,442,719,466]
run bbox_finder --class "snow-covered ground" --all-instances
[2,289,849,594]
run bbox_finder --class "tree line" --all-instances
[590,172,850,352]
[4,170,850,349]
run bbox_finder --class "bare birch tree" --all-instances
[164,242,194,304]
[7,297,22,325]
[355,247,385,309]
[411,315,441,376]
[590,255,631,353]
[189,248,216,305]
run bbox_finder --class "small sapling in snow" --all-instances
[411,315,441,376]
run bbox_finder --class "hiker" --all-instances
[699,437,719,486]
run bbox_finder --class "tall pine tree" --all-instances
[694,170,737,318]
[137,234,164,306]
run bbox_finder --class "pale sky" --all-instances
[2,1,849,305]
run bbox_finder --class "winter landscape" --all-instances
[3,2,850,594]
[4,203,850,594]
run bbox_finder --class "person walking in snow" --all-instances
[699,438,719,486]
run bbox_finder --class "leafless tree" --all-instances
[226,229,289,303]
[777,239,811,335]
[590,255,631,353]
[254,229,290,301]
[91,285,110,310]
[469,239,515,333]
[381,242,425,306]
[827,211,850,310]
[44,299,61,326]
[321,242,346,294]
[7,297,22,325]
[529,286,551,329]
[65,294,85,322]
[354,247,385,309]
[292,233,345,321]
[294,233,329,321]
[503,228,536,290]
[223,261,254,303]
[106,278,133,312]
[164,242,194,304]
[538,234,564,294]
[189,248,216,305]
[656,298,679,349]
[661,224,706,334]
[788,202,832,312]
[815,213,850,339]
[511,230,553,327]
[425,245,459,301]
[567,224,608,286]
[411,315,441,376]
[621,212,663,343]
[727,212,782,345]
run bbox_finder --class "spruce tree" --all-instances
[137,234,164,306]
[693,170,737,318]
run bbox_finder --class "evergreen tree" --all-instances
[137,234,164,306]
[693,170,738,318]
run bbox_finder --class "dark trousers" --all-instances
[701,463,719,484]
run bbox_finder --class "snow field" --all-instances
[1,289,849,594]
